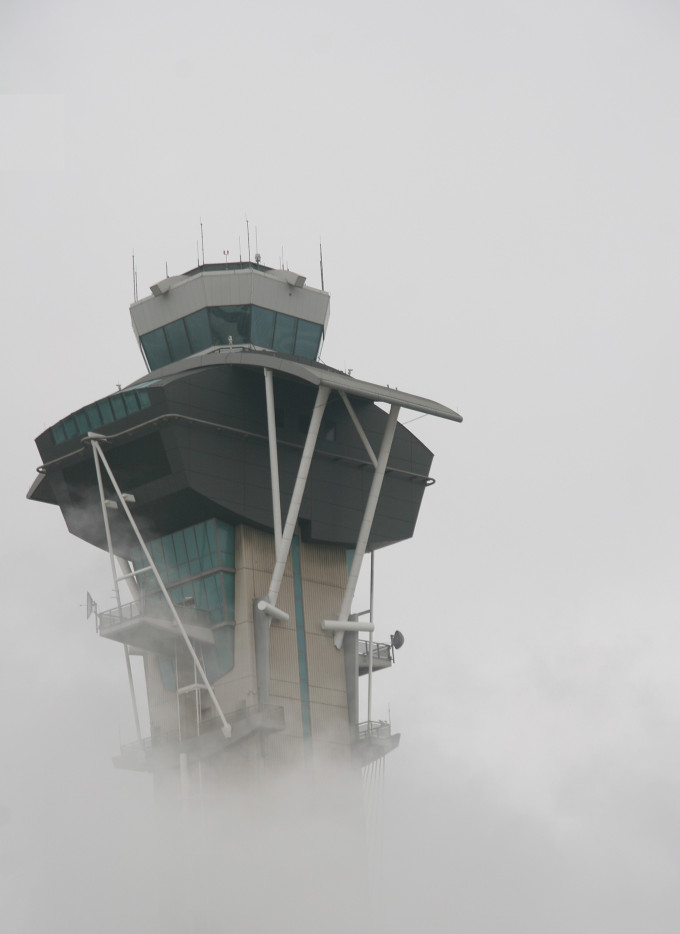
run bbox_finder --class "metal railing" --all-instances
[357,640,393,663]
[356,720,392,741]
[97,597,214,634]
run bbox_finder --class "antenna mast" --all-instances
[200,219,205,266]
[319,240,325,291]
[246,216,251,262]
[132,252,138,302]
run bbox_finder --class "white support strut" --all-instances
[264,368,283,554]
[88,436,232,739]
[339,390,378,468]
[333,403,401,648]
[93,446,142,742]
[266,385,330,607]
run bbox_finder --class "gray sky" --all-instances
[1,1,679,931]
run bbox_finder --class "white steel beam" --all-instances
[93,446,142,742]
[339,390,378,468]
[264,368,283,554]
[266,385,330,607]
[333,404,400,648]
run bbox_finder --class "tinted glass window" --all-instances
[208,305,251,345]
[75,411,90,434]
[272,312,296,353]
[63,417,77,439]
[51,422,66,445]
[294,320,322,359]
[165,318,191,361]
[251,306,275,348]
[98,398,114,424]
[123,392,140,414]
[141,329,171,369]
[184,308,212,354]
[110,395,127,420]
[84,404,102,429]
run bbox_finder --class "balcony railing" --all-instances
[357,640,393,663]
[354,720,400,767]
[98,597,214,634]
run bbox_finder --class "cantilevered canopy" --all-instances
[129,347,463,424]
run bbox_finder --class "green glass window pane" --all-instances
[84,403,102,429]
[184,526,198,560]
[272,313,296,354]
[111,395,127,420]
[294,320,322,360]
[217,521,234,566]
[172,531,188,565]
[195,522,208,558]
[179,582,193,603]
[162,534,177,569]
[206,520,217,558]
[98,398,114,424]
[222,572,235,620]
[150,539,165,570]
[123,392,140,414]
[185,308,212,354]
[185,529,200,574]
[165,318,191,361]
[251,306,275,348]
[141,329,171,370]
[194,578,208,611]
[52,422,66,445]
[204,573,220,610]
[75,411,90,434]
[208,305,251,346]
[136,390,151,409]
[63,417,77,439]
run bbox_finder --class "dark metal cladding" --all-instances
[29,357,434,557]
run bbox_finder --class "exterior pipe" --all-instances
[321,619,375,633]
[256,600,290,622]
[267,385,330,607]
[333,404,400,648]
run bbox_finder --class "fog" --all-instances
[2,0,679,931]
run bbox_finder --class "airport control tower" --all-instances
[28,258,461,798]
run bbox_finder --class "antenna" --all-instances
[319,240,325,291]
[246,216,251,262]
[165,261,169,278]
[239,236,242,262]
[131,252,138,302]
[197,241,200,267]
[254,227,261,265]
[223,249,229,269]
[200,219,205,266]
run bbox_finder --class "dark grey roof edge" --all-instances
[130,347,463,423]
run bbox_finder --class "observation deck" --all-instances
[357,639,393,675]
[353,720,400,768]
[97,597,216,654]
